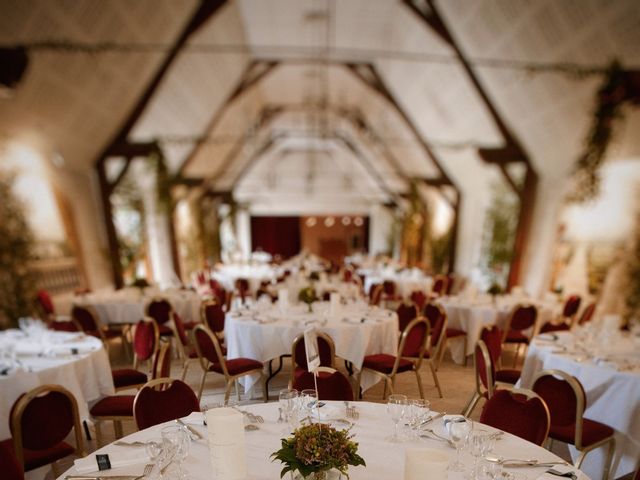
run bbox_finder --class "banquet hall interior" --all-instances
[1,1,639,480]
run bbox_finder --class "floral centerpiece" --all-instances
[298,286,317,312]
[487,283,503,297]
[271,423,365,480]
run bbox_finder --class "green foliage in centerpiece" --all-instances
[130,277,150,290]
[308,271,320,282]
[298,286,317,306]
[271,423,365,479]
[487,283,503,296]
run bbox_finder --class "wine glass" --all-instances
[408,399,430,438]
[446,416,471,472]
[468,430,495,479]
[161,425,190,480]
[299,389,318,421]
[386,394,408,442]
[279,389,299,429]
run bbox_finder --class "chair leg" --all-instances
[235,379,241,402]
[198,371,207,401]
[114,420,123,439]
[603,437,616,480]
[51,460,60,478]
[181,361,189,381]
[462,392,480,417]
[436,339,447,370]
[428,360,443,398]
[355,370,364,400]
[224,381,234,404]
[382,379,388,400]
[94,420,103,448]
[385,378,394,399]
[415,369,425,399]
[513,344,520,368]
[262,374,268,402]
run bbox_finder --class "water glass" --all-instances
[299,389,318,420]
[279,389,299,428]
[386,394,408,443]
[446,416,471,472]
[161,425,190,480]
[408,399,430,437]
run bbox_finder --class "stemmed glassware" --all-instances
[446,416,471,472]
[408,399,430,438]
[279,388,299,430]
[161,424,190,480]
[386,394,408,443]
[468,429,496,479]
[299,389,319,421]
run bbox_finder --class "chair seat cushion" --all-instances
[495,368,521,385]
[362,354,414,374]
[183,320,199,330]
[112,369,147,389]
[158,324,174,336]
[446,328,466,338]
[504,330,530,344]
[550,418,615,447]
[90,395,134,417]
[209,358,263,376]
[0,437,75,471]
[540,322,570,333]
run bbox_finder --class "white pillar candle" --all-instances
[206,408,247,480]
[330,293,341,319]
[404,448,449,480]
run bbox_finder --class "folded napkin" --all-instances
[74,448,150,474]
[181,411,206,425]
[48,344,97,356]
[537,333,559,342]
[14,344,43,356]
[311,405,342,421]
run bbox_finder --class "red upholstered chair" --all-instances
[577,302,596,326]
[502,304,538,367]
[532,369,616,480]
[445,274,456,295]
[381,280,401,306]
[481,326,520,385]
[541,295,582,333]
[35,289,77,331]
[91,341,171,446]
[145,297,175,337]
[480,388,550,446]
[396,303,418,333]
[0,385,84,476]
[423,302,449,376]
[293,367,354,401]
[357,316,439,400]
[133,378,200,430]
[71,305,120,350]
[409,290,427,311]
[170,312,200,381]
[369,283,383,306]
[0,440,23,480]
[290,332,336,387]
[431,275,448,297]
[235,278,251,303]
[112,318,160,391]
[193,325,266,403]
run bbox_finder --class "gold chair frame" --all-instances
[532,369,616,480]
[115,317,160,392]
[501,303,539,367]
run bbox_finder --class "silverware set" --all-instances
[65,463,153,480]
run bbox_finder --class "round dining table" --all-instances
[78,288,202,326]
[519,329,640,479]
[360,267,433,299]
[225,301,399,393]
[439,295,559,364]
[58,401,588,480]
[0,327,114,439]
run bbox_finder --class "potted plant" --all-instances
[271,423,365,480]
[298,286,317,313]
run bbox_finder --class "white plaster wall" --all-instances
[368,204,394,256]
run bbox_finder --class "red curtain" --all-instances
[250,216,301,258]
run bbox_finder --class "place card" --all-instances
[206,407,247,480]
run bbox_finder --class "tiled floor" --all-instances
[28,339,588,480]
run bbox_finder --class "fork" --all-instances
[344,401,359,420]
[420,429,455,447]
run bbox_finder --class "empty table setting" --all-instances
[225,300,399,392]
[0,319,114,439]
[519,326,640,479]
[57,401,587,480]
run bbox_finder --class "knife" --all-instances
[176,418,203,440]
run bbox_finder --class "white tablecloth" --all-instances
[226,301,399,392]
[58,401,589,480]
[361,268,433,299]
[81,288,201,325]
[440,295,559,364]
[212,264,280,295]
[520,331,640,479]
[0,329,114,438]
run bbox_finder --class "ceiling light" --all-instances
[324,216,335,227]
[306,217,317,227]
[354,217,364,227]
[341,216,351,226]
[51,152,65,168]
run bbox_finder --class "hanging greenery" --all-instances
[0,168,36,328]
[567,61,628,203]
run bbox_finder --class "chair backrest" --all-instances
[0,440,23,480]
[531,369,587,449]
[235,278,250,299]
[473,340,495,396]
[71,305,102,338]
[431,275,448,296]
[36,290,55,315]
[193,325,228,376]
[151,341,172,380]
[133,378,200,430]
[292,367,354,401]
[292,332,336,373]
[480,325,503,364]
[577,302,596,326]
[398,317,430,364]
[480,388,550,446]
[171,312,189,348]
[133,318,160,369]
[562,295,582,319]
[396,303,418,332]
[369,283,383,305]
[382,280,396,296]
[423,302,447,351]
[504,304,538,340]
[445,274,456,295]
[409,290,427,311]
[9,384,84,468]
[145,298,173,325]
